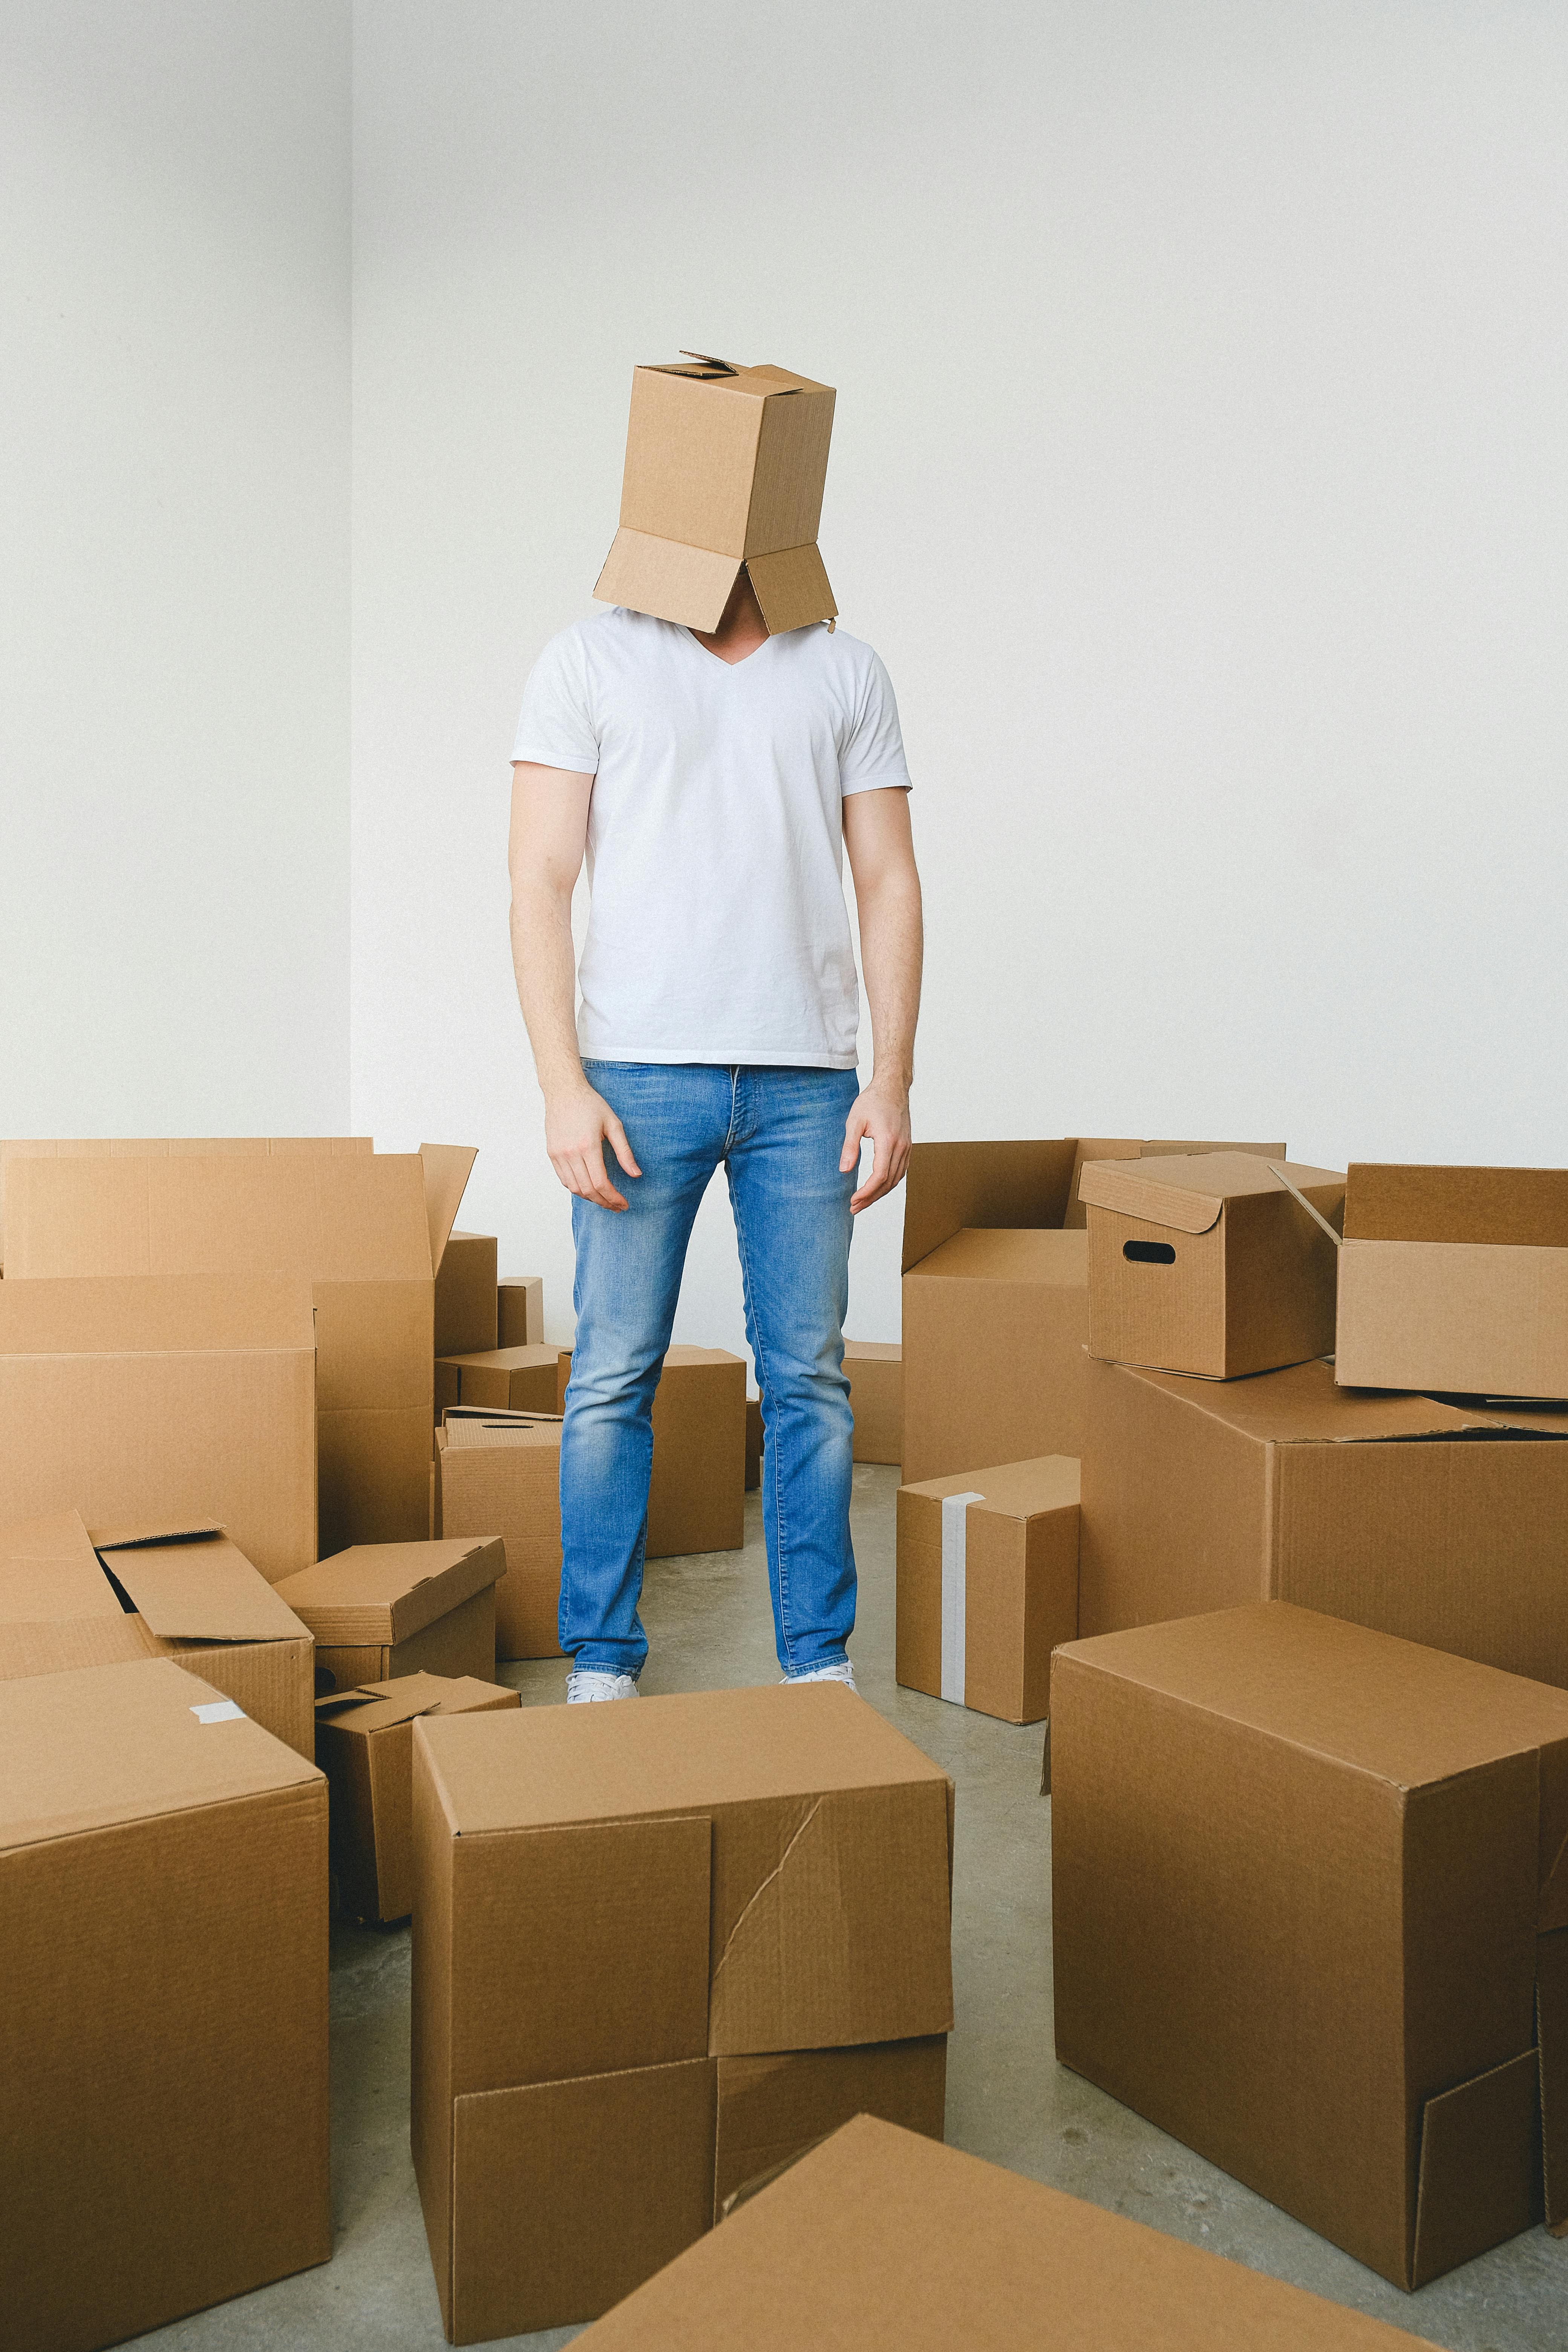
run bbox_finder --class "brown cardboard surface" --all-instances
[436,1343,562,1418]
[317,1671,517,1923]
[276,1536,505,1647]
[0,1133,369,1263]
[713,2037,946,2215]
[1344,1163,1568,1247]
[434,1231,498,1358]
[745,1396,763,1490]
[497,1274,544,1348]
[574,2114,1442,2350]
[1081,1152,1344,1380]
[1051,1604,1568,2287]
[0,1276,317,1579]
[435,1419,563,1660]
[845,1340,902,1465]
[1,1656,329,2348]
[896,1459,1080,1724]
[557,1343,746,1556]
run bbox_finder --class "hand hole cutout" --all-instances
[1123,1239,1176,1265]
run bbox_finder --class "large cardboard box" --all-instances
[900,1136,1286,1482]
[1052,1603,1568,2287]
[0,1132,370,1265]
[435,1342,561,1418]
[497,1273,544,1348]
[1079,1352,1568,1684]
[1337,1163,1568,1400]
[559,1343,748,1557]
[574,2113,1441,2350]
[896,1459,1079,1724]
[410,1683,953,2340]
[276,1535,505,1692]
[315,1670,518,1923]
[5,1139,476,1556]
[434,1230,499,1357]
[595,354,837,635]
[1080,1150,1344,1379]
[435,1416,564,1661]
[0,1655,330,2347]
[844,1339,902,1464]
[0,1274,317,1577]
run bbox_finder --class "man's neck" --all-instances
[691,568,769,664]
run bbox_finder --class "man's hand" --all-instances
[841,1079,913,1214]
[546,1081,643,1213]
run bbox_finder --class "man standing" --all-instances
[510,536,920,1701]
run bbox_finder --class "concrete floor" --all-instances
[142,1465,1566,2350]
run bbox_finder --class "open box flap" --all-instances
[99,1528,309,1643]
[419,1144,478,1277]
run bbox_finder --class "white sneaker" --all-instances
[781,1661,857,1692]
[566,1669,640,1704]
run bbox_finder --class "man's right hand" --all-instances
[545,1081,643,1212]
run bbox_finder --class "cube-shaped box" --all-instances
[558,1344,747,1557]
[497,1274,544,1348]
[1051,1603,1568,2288]
[1079,1353,1568,1686]
[896,1459,1079,1724]
[410,1684,954,2339]
[435,1231,499,1357]
[275,1535,504,1692]
[1,1655,330,2349]
[435,1416,564,1660]
[315,1670,519,1923]
[1337,1163,1568,1400]
[844,1340,902,1464]
[595,355,838,635]
[435,1343,561,1418]
[1080,1151,1344,1379]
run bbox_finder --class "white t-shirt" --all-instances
[512,607,912,1068]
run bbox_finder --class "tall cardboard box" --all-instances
[1079,1352,1568,1685]
[1052,1603,1568,2288]
[1080,1151,1344,1378]
[435,1343,561,1418]
[558,1343,748,1557]
[276,1535,505,1691]
[435,1416,564,1660]
[844,1339,902,1464]
[4,1139,476,1556]
[1337,1163,1568,1399]
[0,1133,371,1266]
[574,2114,1440,2350]
[435,1230,499,1357]
[1,1655,330,2348]
[410,1683,953,2340]
[896,1459,1079,1724]
[900,1136,1285,1481]
[498,1274,544,1348]
[0,1274,317,1578]
[315,1671,519,1923]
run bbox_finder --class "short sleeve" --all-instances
[512,626,599,773]
[838,649,913,796]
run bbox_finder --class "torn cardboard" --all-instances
[896,1458,1079,1724]
[844,1340,902,1465]
[276,1534,505,1691]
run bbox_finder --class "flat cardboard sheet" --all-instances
[99,1525,312,1642]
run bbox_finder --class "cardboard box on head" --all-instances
[595,354,838,635]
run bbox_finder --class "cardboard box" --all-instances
[900,1136,1286,1482]
[435,1230,499,1357]
[315,1670,518,1922]
[410,1683,954,2339]
[559,1343,747,1557]
[435,1416,564,1660]
[844,1339,902,1464]
[1081,1151,1344,1379]
[275,1534,505,1691]
[594,354,837,635]
[5,1139,476,1557]
[896,1458,1079,1724]
[574,2113,1442,2350]
[711,2037,946,2215]
[1,1654,330,2347]
[498,1273,544,1348]
[435,1342,562,1418]
[0,1274,317,1578]
[0,1132,370,1266]
[745,1396,763,1491]
[1337,1163,1568,1400]
[1078,1352,1568,1684]
[1052,1602,1568,2287]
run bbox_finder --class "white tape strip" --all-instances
[940,1491,985,1705]
[191,1699,245,1724]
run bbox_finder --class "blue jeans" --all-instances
[560,1061,859,1677]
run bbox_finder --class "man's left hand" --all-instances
[841,1081,913,1214]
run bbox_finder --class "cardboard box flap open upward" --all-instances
[94,1524,311,1644]
[420,1144,479,1277]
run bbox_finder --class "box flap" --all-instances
[419,1144,478,1276]
[87,1514,224,1550]
[1410,2048,1539,2288]
[97,1528,309,1643]
[901,1140,1079,1270]
[0,1508,121,1623]
[274,1534,505,1643]
[745,544,837,634]
[1346,1164,1568,1248]
[316,1669,456,1733]
[0,1273,317,1356]
[595,528,741,632]
[1078,1152,1344,1236]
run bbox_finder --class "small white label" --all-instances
[191,1699,245,1724]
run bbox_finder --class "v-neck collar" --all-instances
[678,623,777,673]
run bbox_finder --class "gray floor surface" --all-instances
[142,1464,1566,2349]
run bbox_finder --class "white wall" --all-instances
[1,2,351,1136]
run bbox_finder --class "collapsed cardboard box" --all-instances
[558,1343,747,1557]
[435,1231,499,1357]
[574,2113,1439,2351]
[0,1273,317,1577]
[1337,1163,1568,1400]
[498,1274,544,1348]
[896,1459,1079,1725]
[315,1671,519,1923]
[844,1339,903,1464]
[435,1416,564,1660]
[595,354,837,635]
[1,1655,329,2349]
[1080,1151,1344,1379]
[5,1138,476,1557]
[435,1343,562,1418]
[1079,1352,1568,1685]
[276,1535,505,1692]
[0,1132,370,1266]
[1052,1602,1568,2288]
[410,1683,953,2339]
[900,1136,1285,1482]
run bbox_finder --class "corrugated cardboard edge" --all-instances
[1077,1160,1225,1234]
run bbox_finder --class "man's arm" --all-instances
[841,786,923,1212]
[508,761,642,1211]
